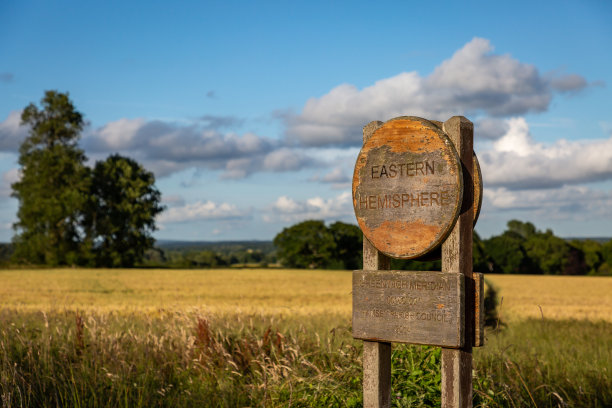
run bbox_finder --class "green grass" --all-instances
[1,309,611,407]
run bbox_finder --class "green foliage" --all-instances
[391,345,441,406]
[84,154,164,267]
[473,231,494,273]
[483,231,535,274]
[571,239,603,275]
[273,220,362,269]
[506,219,537,239]
[483,280,502,328]
[524,230,586,275]
[0,243,13,266]
[10,91,164,267]
[11,91,91,266]
[328,221,362,270]
[483,219,590,275]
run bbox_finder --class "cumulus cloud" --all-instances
[0,111,28,151]
[265,192,353,223]
[480,117,612,189]
[475,117,510,140]
[485,185,612,220]
[157,200,250,223]
[286,37,591,147]
[83,118,315,178]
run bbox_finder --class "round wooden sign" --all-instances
[352,116,463,259]
[412,152,483,262]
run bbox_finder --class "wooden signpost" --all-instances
[352,116,483,408]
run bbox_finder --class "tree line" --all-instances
[8,91,163,267]
[273,219,612,275]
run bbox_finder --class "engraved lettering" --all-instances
[430,192,439,205]
[420,191,429,206]
[377,195,388,209]
[357,190,453,210]
[389,164,397,177]
[407,162,415,176]
[359,194,368,209]
[416,161,425,175]
[426,161,435,174]
[392,194,400,208]
[369,161,436,179]
[379,165,388,177]
[441,191,450,206]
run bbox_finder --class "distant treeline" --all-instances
[272,219,612,275]
[140,241,277,268]
[1,219,611,274]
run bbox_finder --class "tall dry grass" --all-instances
[1,269,611,406]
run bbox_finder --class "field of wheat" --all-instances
[1,268,611,322]
[1,268,611,406]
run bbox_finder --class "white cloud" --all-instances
[0,111,28,151]
[265,192,353,223]
[83,118,315,179]
[157,200,249,223]
[481,117,612,189]
[286,37,590,147]
[485,185,612,221]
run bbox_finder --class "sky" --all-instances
[1,0,611,242]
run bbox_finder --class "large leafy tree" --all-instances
[11,91,91,265]
[273,220,336,269]
[84,154,164,267]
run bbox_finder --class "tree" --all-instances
[484,231,537,274]
[84,154,164,267]
[506,219,537,239]
[273,220,336,269]
[11,91,91,265]
[328,221,362,270]
[524,231,587,275]
[570,239,602,275]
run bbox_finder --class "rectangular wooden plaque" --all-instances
[353,270,465,348]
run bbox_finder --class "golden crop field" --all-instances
[1,268,611,322]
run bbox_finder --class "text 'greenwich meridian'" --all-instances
[358,277,452,291]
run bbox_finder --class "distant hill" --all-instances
[156,240,275,254]
[564,237,612,244]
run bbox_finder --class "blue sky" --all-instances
[1,0,611,242]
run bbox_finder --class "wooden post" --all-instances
[361,120,391,408]
[441,116,474,407]
[362,238,391,408]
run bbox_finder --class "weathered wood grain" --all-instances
[353,270,465,348]
[361,121,391,408]
[473,272,484,347]
[441,116,474,408]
